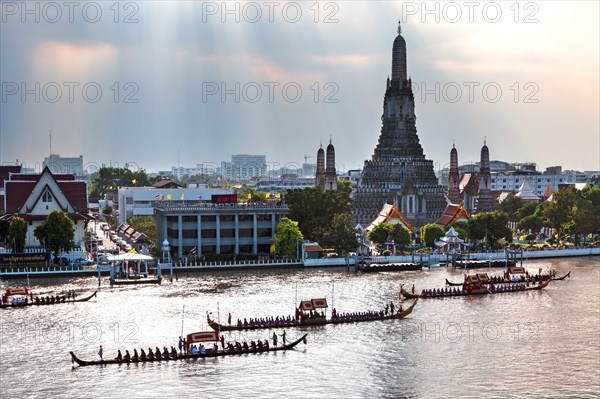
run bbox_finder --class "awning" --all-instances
[186,331,218,344]
[5,288,29,296]
[311,298,328,308]
[299,300,314,311]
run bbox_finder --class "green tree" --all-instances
[286,183,353,243]
[8,216,27,253]
[517,214,544,234]
[449,221,470,240]
[496,195,525,222]
[517,202,539,220]
[272,218,303,258]
[420,223,445,247]
[468,211,512,249]
[573,186,600,236]
[88,167,155,203]
[367,223,390,247]
[389,223,412,251]
[540,186,576,237]
[128,216,157,247]
[33,211,74,255]
[322,214,358,255]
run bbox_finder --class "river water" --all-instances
[1,257,598,399]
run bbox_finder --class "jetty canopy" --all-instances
[106,254,154,262]
[187,331,218,343]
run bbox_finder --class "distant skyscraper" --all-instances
[353,22,446,228]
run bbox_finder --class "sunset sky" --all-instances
[1,1,598,174]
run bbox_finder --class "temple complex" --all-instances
[353,22,446,228]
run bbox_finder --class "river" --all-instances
[1,257,598,398]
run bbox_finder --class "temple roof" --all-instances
[366,203,415,233]
[515,178,540,201]
[436,203,471,227]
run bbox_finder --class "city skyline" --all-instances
[1,1,598,173]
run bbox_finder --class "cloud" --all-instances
[34,42,118,76]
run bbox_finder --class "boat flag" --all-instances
[181,193,185,200]
[247,193,252,199]
[266,193,270,199]
[276,193,281,199]
[190,247,197,255]
[270,244,275,253]
[155,194,160,200]
[167,194,172,200]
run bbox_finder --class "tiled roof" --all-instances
[435,203,471,227]
[0,166,22,189]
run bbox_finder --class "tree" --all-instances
[272,218,303,258]
[540,186,576,237]
[33,211,74,255]
[322,214,358,255]
[286,184,353,243]
[88,167,155,203]
[367,223,390,247]
[448,221,469,241]
[128,216,157,247]
[517,214,544,235]
[517,202,538,221]
[496,196,525,222]
[389,223,412,251]
[8,216,27,253]
[468,211,512,249]
[420,223,445,247]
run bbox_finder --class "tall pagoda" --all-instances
[353,22,446,228]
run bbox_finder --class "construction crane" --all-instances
[303,155,313,164]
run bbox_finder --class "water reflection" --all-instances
[0,257,598,398]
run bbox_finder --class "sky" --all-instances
[1,1,599,175]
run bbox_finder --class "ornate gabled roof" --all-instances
[366,203,416,233]
[4,166,87,214]
[436,202,471,227]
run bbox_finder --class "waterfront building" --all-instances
[43,154,84,178]
[0,167,91,247]
[353,22,446,228]
[154,202,289,259]
[117,187,233,224]
[316,140,337,191]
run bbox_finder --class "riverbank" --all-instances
[0,247,597,279]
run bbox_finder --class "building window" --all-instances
[42,190,53,203]
[126,196,133,205]
[201,229,217,239]
[167,216,179,223]
[221,215,235,222]
[182,215,196,223]
[182,230,198,239]
[203,215,216,222]
[239,215,253,222]
[257,214,271,221]
[257,228,272,237]
[220,229,235,238]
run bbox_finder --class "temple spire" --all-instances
[397,20,402,35]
